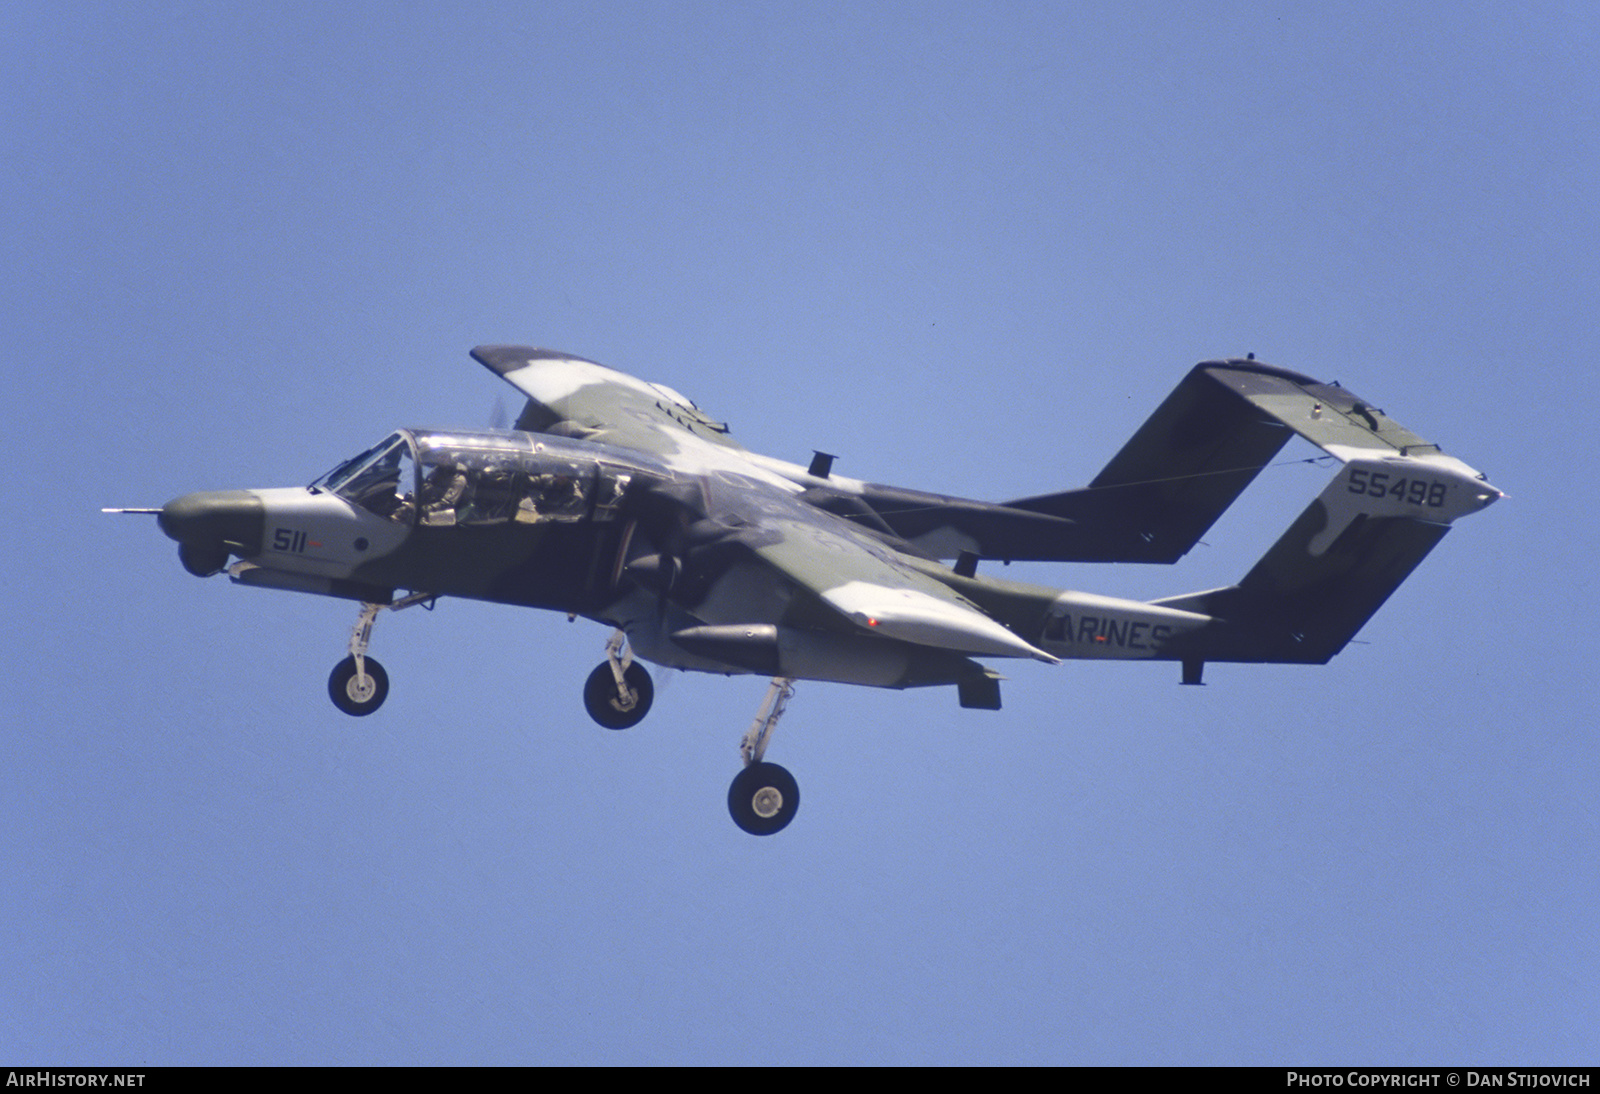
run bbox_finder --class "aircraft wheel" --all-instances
[583,661,653,729]
[728,762,799,836]
[328,655,388,716]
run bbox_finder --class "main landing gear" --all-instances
[326,594,434,716]
[583,630,655,729]
[581,632,801,836]
[728,677,799,836]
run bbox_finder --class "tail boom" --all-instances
[901,359,1501,687]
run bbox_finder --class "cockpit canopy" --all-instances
[313,433,414,519]
[312,430,633,527]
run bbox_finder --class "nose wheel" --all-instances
[329,655,388,716]
[325,594,433,716]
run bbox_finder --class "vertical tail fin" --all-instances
[1004,360,1302,562]
[1150,367,1503,665]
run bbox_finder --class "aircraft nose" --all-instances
[158,491,265,576]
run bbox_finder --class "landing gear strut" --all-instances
[326,594,433,716]
[583,630,654,729]
[728,677,799,835]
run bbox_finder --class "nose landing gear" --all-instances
[326,594,434,716]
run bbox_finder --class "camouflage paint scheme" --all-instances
[158,347,1503,706]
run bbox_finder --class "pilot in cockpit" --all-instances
[420,462,470,526]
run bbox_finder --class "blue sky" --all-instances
[5,1,1595,1064]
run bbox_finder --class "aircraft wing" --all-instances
[729,488,1058,662]
[475,346,1052,662]
[471,345,746,462]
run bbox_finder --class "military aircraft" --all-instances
[116,348,1502,834]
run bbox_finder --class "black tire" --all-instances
[583,661,653,729]
[727,762,800,836]
[328,655,388,716]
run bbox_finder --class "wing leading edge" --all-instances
[471,344,743,462]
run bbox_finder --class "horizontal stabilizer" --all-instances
[1197,360,1436,457]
